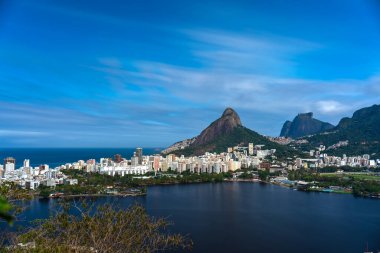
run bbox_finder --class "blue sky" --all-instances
[1,0,380,147]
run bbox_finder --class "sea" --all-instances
[0,148,161,168]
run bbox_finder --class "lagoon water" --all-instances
[8,183,380,253]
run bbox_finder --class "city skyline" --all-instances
[1,0,380,147]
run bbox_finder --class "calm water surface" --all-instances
[0,148,160,167]
[7,183,380,253]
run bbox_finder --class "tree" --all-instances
[0,197,13,223]
[0,182,32,224]
[258,169,270,181]
[10,201,192,253]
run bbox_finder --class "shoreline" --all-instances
[37,191,147,200]
[53,192,147,199]
[29,179,380,200]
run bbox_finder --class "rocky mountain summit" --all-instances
[162,107,296,157]
[162,107,241,155]
[192,107,242,146]
[280,112,334,138]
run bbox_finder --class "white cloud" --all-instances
[316,100,349,114]
[140,120,170,127]
[127,61,378,113]
[98,58,123,68]
[369,76,380,94]
[86,29,380,137]
[181,29,321,75]
[0,130,50,137]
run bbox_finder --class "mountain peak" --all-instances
[163,107,295,157]
[298,112,313,118]
[162,107,244,154]
[221,107,242,126]
[304,104,380,157]
[192,107,242,146]
[222,107,238,117]
[280,112,334,138]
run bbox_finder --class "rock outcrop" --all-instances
[280,112,334,138]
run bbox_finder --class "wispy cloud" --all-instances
[90,28,380,137]
[127,61,379,115]
[181,29,321,75]
[0,130,50,137]
[316,100,350,114]
[140,120,170,127]
[1,0,380,149]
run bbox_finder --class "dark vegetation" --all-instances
[37,169,238,198]
[288,168,380,197]
[0,182,33,224]
[298,104,380,159]
[1,182,192,252]
[1,200,192,253]
[63,169,232,187]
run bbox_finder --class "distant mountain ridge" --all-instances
[162,107,297,158]
[301,104,380,158]
[162,105,380,159]
[280,112,334,138]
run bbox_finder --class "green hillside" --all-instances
[171,126,300,159]
[300,104,380,158]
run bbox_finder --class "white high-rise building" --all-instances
[131,156,139,166]
[5,162,15,173]
[24,159,30,168]
[248,143,254,155]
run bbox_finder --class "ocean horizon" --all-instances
[0,148,163,168]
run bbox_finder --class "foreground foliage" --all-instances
[2,201,192,253]
[0,197,12,223]
[0,182,33,224]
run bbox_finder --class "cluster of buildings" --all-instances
[267,136,292,145]
[0,144,277,188]
[63,144,276,176]
[295,145,380,169]
[0,157,77,190]
[1,141,379,190]
[296,153,380,169]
